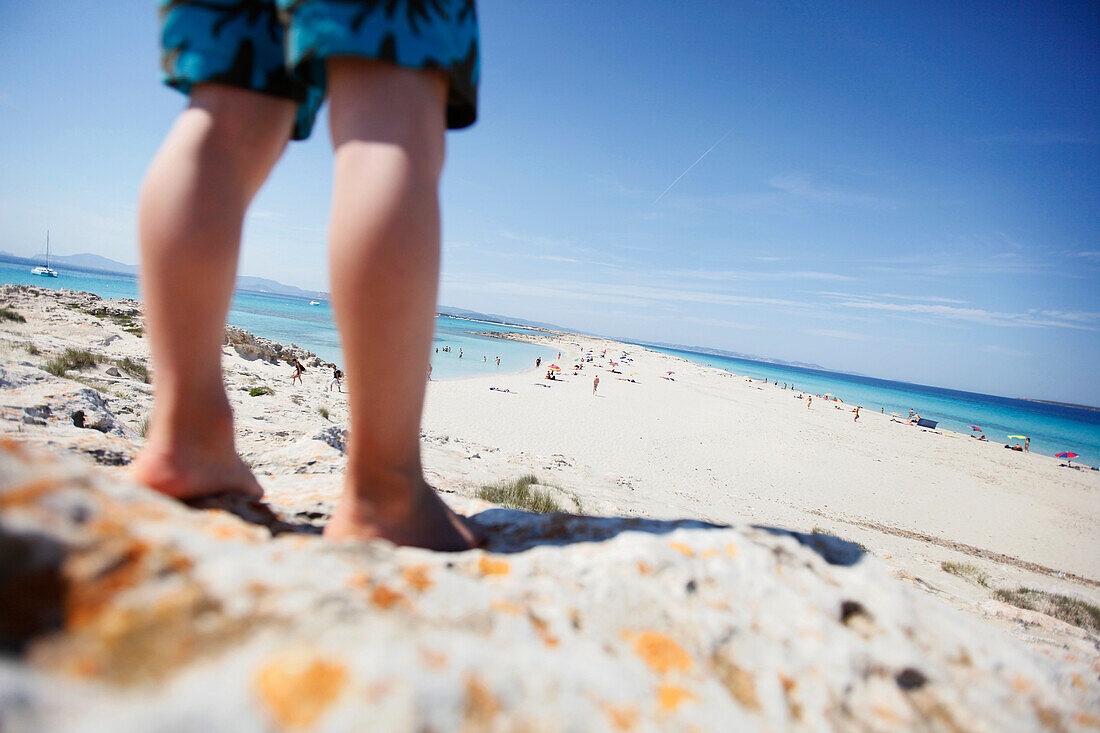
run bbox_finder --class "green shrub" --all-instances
[477,474,561,513]
[249,385,275,397]
[317,406,330,420]
[0,306,26,323]
[941,561,990,587]
[994,587,1100,633]
[44,348,101,376]
[811,526,867,551]
[115,356,150,383]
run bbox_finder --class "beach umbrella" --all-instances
[968,425,982,431]
[666,371,675,375]
[548,365,561,372]
[1056,452,1078,461]
[1007,435,1027,440]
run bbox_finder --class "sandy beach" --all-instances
[2,285,1099,728]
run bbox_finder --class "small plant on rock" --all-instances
[249,385,275,397]
[477,474,562,514]
[0,306,26,323]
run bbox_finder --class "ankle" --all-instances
[342,463,428,518]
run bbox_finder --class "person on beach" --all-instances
[592,375,599,395]
[291,358,304,386]
[130,0,482,551]
[327,366,343,393]
[535,357,541,368]
[807,395,812,409]
[1025,437,1030,452]
[853,406,860,422]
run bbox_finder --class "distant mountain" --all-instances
[629,339,831,372]
[437,306,566,332]
[234,276,327,299]
[2,252,327,299]
[49,253,139,275]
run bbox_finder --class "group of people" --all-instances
[288,357,344,393]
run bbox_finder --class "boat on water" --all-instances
[309,300,321,306]
[31,231,59,277]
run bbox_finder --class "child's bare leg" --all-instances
[322,59,477,550]
[131,84,295,500]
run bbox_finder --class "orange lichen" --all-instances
[1073,712,1100,728]
[701,549,719,559]
[370,584,405,610]
[478,557,511,576]
[254,651,348,730]
[0,477,60,509]
[626,631,692,674]
[66,539,149,630]
[668,542,695,557]
[347,572,370,588]
[658,685,696,712]
[604,704,639,730]
[725,543,739,557]
[420,649,448,669]
[463,675,499,726]
[490,599,523,615]
[637,561,653,575]
[402,565,433,591]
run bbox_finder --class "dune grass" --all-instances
[812,526,867,551]
[44,347,101,376]
[994,587,1100,633]
[115,356,149,383]
[317,406,330,420]
[477,474,562,514]
[249,385,275,397]
[941,561,990,587]
[0,306,26,323]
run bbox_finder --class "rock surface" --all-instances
[1,443,1098,732]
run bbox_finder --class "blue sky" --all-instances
[1,1,1098,404]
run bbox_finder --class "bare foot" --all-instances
[324,479,481,551]
[130,439,263,501]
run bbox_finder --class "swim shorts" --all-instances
[159,0,479,140]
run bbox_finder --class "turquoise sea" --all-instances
[3,262,1097,463]
[644,344,1100,464]
[0,263,557,382]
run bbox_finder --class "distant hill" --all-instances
[629,338,831,372]
[2,252,327,299]
[437,306,566,332]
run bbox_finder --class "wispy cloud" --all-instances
[677,268,854,282]
[978,130,1098,145]
[768,174,894,208]
[818,291,968,305]
[836,300,1100,331]
[804,329,869,340]
[1075,251,1100,261]
[978,345,1031,357]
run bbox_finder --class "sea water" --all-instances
[645,344,1100,463]
[0,263,557,381]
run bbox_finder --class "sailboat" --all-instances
[31,230,59,277]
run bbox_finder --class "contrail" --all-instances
[652,129,732,204]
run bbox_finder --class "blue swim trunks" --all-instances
[159,0,479,140]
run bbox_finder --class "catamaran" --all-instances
[31,231,59,277]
